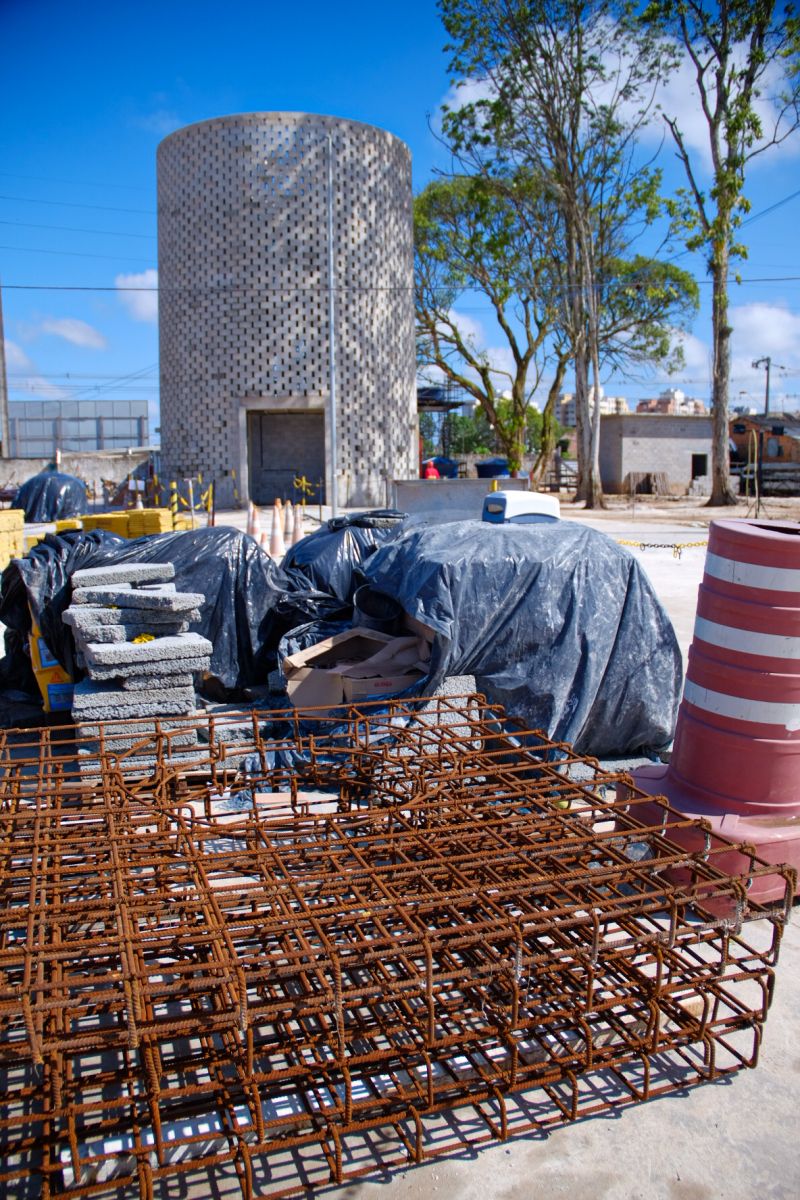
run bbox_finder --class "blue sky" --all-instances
[2,0,800,429]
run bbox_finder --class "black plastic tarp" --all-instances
[0,527,347,699]
[13,468,86,522]
[282,510,406,604]
[362,520,682,756]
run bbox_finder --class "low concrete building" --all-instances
[8,400,149,457]
[599,412,712,494]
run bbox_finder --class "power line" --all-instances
[0,194,155,215]
[0,220,155,240]
[0,171,149,192]
[0,245,153,263]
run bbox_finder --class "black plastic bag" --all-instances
[363,520,682,756]
[0,526,348,699]
[13,467,87,522]
[282,510,406,603]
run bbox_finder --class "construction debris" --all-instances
[0,695,792,1198]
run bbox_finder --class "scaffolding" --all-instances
[0,695,793,1198]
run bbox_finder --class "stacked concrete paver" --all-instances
[62,562,210,768]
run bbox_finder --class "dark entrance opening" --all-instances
[691,453,708,480]
[247,410,326,506]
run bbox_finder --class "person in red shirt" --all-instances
[423,461,440,479]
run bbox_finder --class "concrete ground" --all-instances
[14,494,800,1198]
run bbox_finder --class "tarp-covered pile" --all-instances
[13,467,86,522]
[0,528,347,704]
[362,521,682,756]
[282,510,406,603]
[0,514,682,757]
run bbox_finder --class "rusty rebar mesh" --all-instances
[0,695,794,1199]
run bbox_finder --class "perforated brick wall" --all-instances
[157,113,417,508]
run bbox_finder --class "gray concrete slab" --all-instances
[86,656,210,681]
[82,631,212,668]
[63,605,202,627]
[71,562,175,588]
[71,584,202,610]
[121,673,194,691]
[71,679,197,719]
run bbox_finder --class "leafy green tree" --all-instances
[415,172,569,477]
[640,0,800,505]
[439,0,682,506]
[418,411,438,456]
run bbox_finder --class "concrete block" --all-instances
[71,562,175,588]
[78,747,208,776]
[72,679,197,719]
[77,718,197,744]
[85,656,211,681]
[64,606,200,628]
[83,632,212,669]
[122,673,194,691]
[75,724,199,752]
[71,585,204,611]
[71,622,191,652]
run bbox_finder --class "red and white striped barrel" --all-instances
[669,519,800,812]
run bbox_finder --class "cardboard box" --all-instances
[402,612,437,643]
[283,628,397,678]
[284,627,429,714]
[342,671,426,702]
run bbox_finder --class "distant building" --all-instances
[599,413,713,494]
[8,399,149,458]
[559,387,629,426]
[635,388,707,416]
[729,412,800,465]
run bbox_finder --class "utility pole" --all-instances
[752,356,786,416]
[0,283,10,457]
[326,132,339,518]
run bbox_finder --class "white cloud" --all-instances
[133,109,184,137]
[3,339,69,400]
[730,302,800,401]
[664,304,800,404]
[41,317,106,350]
[672,329,712,382]
[116,269,159,323]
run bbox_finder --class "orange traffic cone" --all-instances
[269,504,286,558]
[260,530,271,555]
[251,504,262,543]
[292,509,305,546]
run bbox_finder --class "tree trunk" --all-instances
[532,359,567,485]
[708,243,737,506]
[573,347,591,503]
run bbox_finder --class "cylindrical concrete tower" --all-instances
[157,113,417,509]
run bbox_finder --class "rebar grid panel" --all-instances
[0,696,793,1199]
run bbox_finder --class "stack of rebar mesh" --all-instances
[0,695,793,1199]
[61,561,209,769]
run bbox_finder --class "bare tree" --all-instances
[643,0,800,504]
